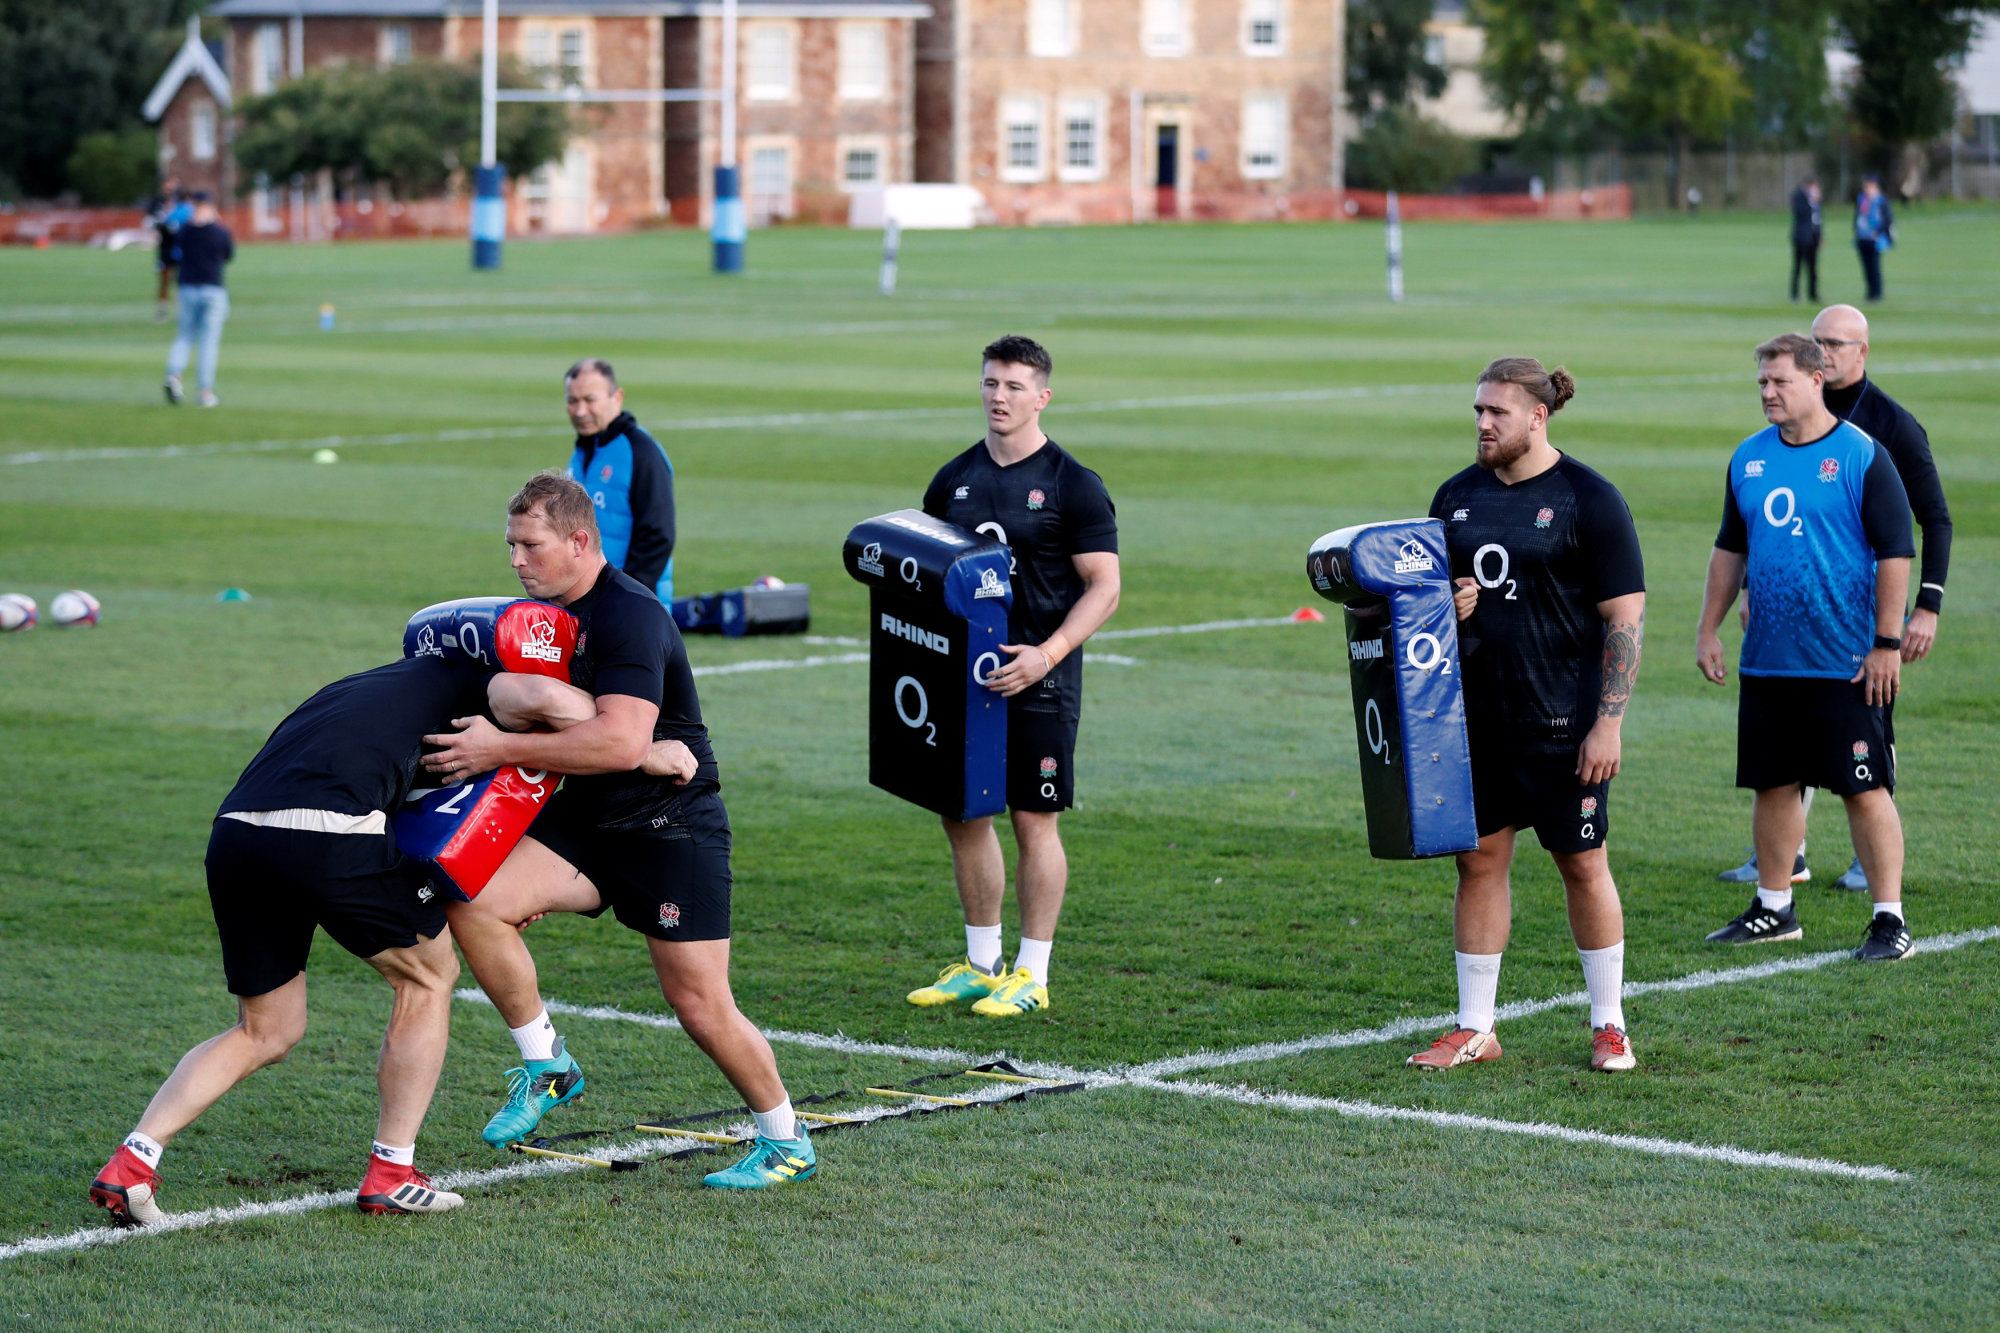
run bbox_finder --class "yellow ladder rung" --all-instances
[796,1110,865,1125]
[961,1068,1066,1085]
[865,1087,974,1107]
[510,1143,614,1169]
[635,1124,747,1145]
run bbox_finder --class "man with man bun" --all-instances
[1410,358,1647,1073]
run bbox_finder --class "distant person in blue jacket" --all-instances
[146,177,191,322]
[1853,176,1894,302]
[562,359,676,602]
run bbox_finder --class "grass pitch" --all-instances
[2,209,1998,1330]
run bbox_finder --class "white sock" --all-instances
[1873,900,1903,923]
[1756,887,1794,912]
[965,923,1003,975]
[1014,936,1053,986]
[123,1131,164,1167]
[751,1100,799,1142]
[509,1009,559,1062]
[1454,951,1502,1033]
[1578,942,1626,1030]
[371,1141,415,1167]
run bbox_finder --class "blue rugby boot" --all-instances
[481,1037,585,1147]
[703,1133,816,1190]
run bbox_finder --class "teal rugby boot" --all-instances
[481,1037,585,1147]
[703,1133,817,1190]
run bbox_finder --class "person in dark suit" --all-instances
[1789,176,1822,303]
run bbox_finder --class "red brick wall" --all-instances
[156,84,229,199]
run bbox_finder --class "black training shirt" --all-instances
[1429,454,1646,756]
[218,657,490,818]
[1824,376,1952,613]
[555,562,720,832]
[922,437,1118,716]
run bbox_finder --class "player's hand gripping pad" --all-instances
[403,597,578,681]
[392,766,560,901]
[1308,519,1477,859]
[843,510,1013,822]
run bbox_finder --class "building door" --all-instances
[1155,124,1179,218]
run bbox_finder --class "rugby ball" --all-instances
[752,575,786,589]
[51,590,101,627]
[0,594,37,632]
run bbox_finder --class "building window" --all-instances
[839,136,886,189]
[191,102,217,161]
[838,22,887,101]
[253,174,283,232]
[1423,32,1445,66]
[1001,96,1044,182]
[1029,0,1074,57]
[381,22,412,65]
[1243,0,1282,53]
[1143,0,1187,56]
[1241,94,1286,179]
[559,28,585,87]
[745,24,795,101]
[253,22,284,93]
[748,142,794,222]
[1058,96,1103,180]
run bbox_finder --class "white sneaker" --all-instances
[163,375,183,405]
[197,390,220,408]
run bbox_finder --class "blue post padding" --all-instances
[844,509,1013,821]
[712,166,745,272]
[671,593,722,632]
[471,165,506,270]
[1308,519,1477,858]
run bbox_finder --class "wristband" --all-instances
[1873,634,1902,651]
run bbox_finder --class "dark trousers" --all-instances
[1856,240,1884,301]
[1790,242,1819,301]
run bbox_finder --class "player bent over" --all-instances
[423,472,814,1189]
[91,656,492,1225]
[1695,334,1915,961]
[1410,358,1647,1073]
[905,335,1120,1017]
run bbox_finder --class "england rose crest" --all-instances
[1819,458,1840,483]
[1852,741,1869,760]
[1535,507,1554,528]
[600,464,613,482]
[659,902,681,930]
[1026,488,1046,510]
[1581,796,1598,817]
[1039,756,1058,778]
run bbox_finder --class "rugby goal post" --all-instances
[474,0,741,273]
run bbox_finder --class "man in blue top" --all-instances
[562,359,676,602]
[1853,176,1893,302]
[1695,333,1916,962]
[162,192,233,408]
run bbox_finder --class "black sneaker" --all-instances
[163,374,183,405]
[1705,896,1804,945]
[1853,912,1912,962]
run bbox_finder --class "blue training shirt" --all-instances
[1717,420,1914,678]
[566,411,676,603]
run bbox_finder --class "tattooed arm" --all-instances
[1579,591,1645,786]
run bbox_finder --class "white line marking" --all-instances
[1124,1076,1908,1181]
[1129,926,2000,1079]
[12,357,1994,467]
[688,652,870,679]
[1095,615,1305,641]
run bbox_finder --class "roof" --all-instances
[143,18,232,122]
[211,0,930,17]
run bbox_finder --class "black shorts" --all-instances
[1737,675,1895,796]
[1007,707,1078,813]
[528,789,733,941]
[206,819,444,998]
[1470,746,1610,854]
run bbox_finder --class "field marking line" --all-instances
[690,652,871,679]
[1121,1076,1909,1182]
[1127,925,2000,1080]
[1094,615,1302,640]
[10,356,1994,468]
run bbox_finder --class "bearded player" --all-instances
[1409,358,1647,1073]
[421,472,815,1190]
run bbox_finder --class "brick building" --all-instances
[143,20,236,202]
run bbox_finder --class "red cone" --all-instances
[1289,607,1327,623]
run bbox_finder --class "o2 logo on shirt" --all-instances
[1763,487,1803,536]
[1473,543,1518,600]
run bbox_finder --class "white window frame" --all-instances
[1028,0,1075,57]
[1242,0,1283,54]
[191,102,217,161]
[524,26,556,86]
[253,22,284,94]
[381,22,413,66]
[1143,0,1188,57]
[1000,95,1045,183]
[1423,31,1445,67]
[1057,95,1105,181]
[837,22,888,102]
[838,135,888,190]
[558,27,586,88]
[1241,94,1286,179]
[745,136,795,223]
[744,23,797,102]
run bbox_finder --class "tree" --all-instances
[65,127,160,206]
[0,0,196,199]
[1346,0,1448,120]
[1834,0,2000,190]
[233,59,570,200]
[1345,109,1480,191]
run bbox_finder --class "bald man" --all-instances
[1715,304,1952,893]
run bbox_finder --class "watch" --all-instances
[1873,634,1903,651]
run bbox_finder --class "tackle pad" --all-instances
[1307,519,1477,859]
[402,597,578,681]
[843,509,1012,822]
[391,766,561,901]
